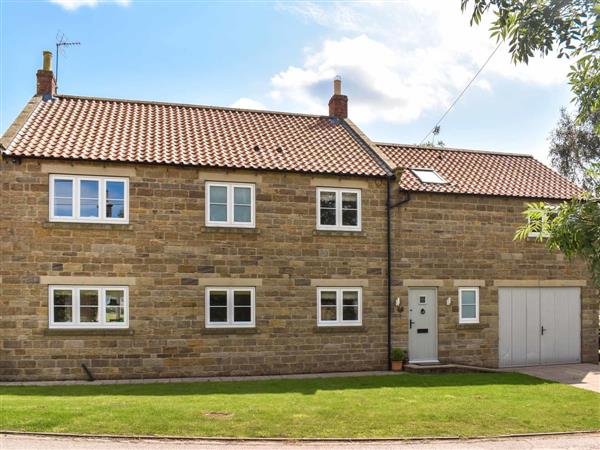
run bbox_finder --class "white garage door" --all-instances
[499,287,581,367]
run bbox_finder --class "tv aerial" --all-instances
[55,32,81,92]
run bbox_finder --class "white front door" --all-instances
[499,287,581,367]
[408,288,438,363]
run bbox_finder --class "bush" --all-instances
[391,348,406,361]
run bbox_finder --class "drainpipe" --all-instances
[386,176,392,370]
[387,179,411,370]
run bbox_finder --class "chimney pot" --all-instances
[328,76,348,119]
[43,51,52,71]
[36,50,56,98]
[333,76,342,95]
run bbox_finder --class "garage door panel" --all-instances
[498,289,511,367]
[540,289,557,364]
[525,288,541,365]
[553,288,580,363]
[511,288,528,365]
[498,287,580,367]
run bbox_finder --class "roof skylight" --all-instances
[411,168,447,184]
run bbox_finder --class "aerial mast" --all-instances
[55,32,81,92]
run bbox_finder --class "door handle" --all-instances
[409,319,415,329]
[541,326,546,335]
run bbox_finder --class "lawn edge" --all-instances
[2,430,599,443]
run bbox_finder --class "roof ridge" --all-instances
[341,119,394,176]
[55,94,330,120]
[376,141,534,158]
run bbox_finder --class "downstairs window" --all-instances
[317,287,362,326]
[49,286,129,328]
[459,287,479,324]
[205,287,255,328]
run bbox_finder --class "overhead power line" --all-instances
[419,42,502,145]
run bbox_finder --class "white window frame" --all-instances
[49,174,129,224]
[317,287,362,327]
[48,285,129,329]
[205,182,256,228]
[410,168,447,184]
[316,187,362,231]
[528,205,559,238]
[205,287,256,328]
[458,287,479,324]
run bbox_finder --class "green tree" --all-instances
[549,108,600,189]
[461,0,600,132]
[515,163,600,285]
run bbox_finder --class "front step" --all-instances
[404,363,500,374]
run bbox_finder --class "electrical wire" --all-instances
[419,42,503,145]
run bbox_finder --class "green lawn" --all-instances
[1,373,599,438]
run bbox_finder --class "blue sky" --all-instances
[1,1,574,165]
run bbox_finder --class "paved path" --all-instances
[2,433,600,450]
[505,363,600,393]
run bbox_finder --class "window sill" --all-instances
[313,230,365,237]
[43,222,133,231]
[202,327,259,335]
[202,227,260,234]
[456,323,487,330]
[314,325,367,333]
[44,328,134,336]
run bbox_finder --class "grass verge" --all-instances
[1,373,599,438]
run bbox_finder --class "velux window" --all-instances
[205,182,255,227]
[205,287,255,328]
[317,287,362,326]
[317,188,361,231]
[49,286,128,329]
[459,287,479,324]
[411,168,446,184]
[49,175,129,223]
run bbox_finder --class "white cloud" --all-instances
[271,1,570,123]
[49,0,131,11]
[230,98,266,110]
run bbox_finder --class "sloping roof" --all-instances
[2,95,388,177]
[1,94,582,199]
[378,143,581,200]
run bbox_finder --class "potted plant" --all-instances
[391,348,406,371]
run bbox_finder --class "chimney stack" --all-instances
[328,76,347,119]
[36,51,56,98]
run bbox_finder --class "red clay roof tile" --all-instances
[378,143,581,200]
[4,95,388,177]
[3,94,582,200]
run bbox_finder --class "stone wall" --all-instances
[390,191,597,367]
[2,158,596,381]
[0,158,389,381]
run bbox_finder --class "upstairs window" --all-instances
[411,168,446,184]
[205,287,255,328]
[528,205,559,238]
[49,175,129,223]
[49,286,128,329]
[459,287,479,324]
[317,287,362,326]
[316,188,361,231]
[205,182,255,228]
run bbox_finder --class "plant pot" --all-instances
[391,360,404,371]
